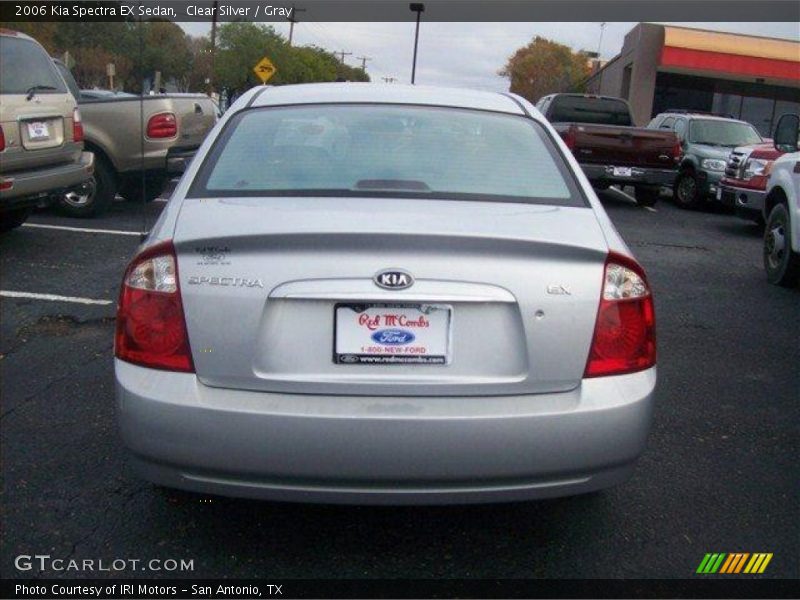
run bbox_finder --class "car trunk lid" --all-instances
[174,196,610,397]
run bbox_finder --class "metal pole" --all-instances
[410,4,424,84]
[209,0,218,95]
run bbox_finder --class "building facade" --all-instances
[586,23,800,134]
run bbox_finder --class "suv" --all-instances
[0,29,94,231]
[648,111,762,209]
[763,114,800,287]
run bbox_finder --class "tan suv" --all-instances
[0,29,94,231]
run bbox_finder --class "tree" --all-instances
[499,36,591,103]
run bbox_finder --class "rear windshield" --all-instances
[688,119,763,147]
[0,36,67,95]
[190,104,584,206]
[548,96,632,126]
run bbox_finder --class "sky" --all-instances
[179,21,800,90]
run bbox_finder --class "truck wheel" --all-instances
[764,203,800,287]
[673,171,700,209]
[0,208,32,233]
[56,157,116,218]
[634,186,660,207]
[120,176,168,203]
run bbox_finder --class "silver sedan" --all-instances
[115,83,656,504]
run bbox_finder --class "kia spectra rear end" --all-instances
[115,84,656,504]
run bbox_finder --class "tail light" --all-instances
[0,125,5,151]
[584,252,656,378]
[672,137,682,163]
[563,125,577,152]
[72,107,84,143]
[115,241,194,372]
[146,112,177,139]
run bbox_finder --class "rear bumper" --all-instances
[719,184,766,221]
[579,163,676,188]
[116,360,656,504]
[0,151,94,211]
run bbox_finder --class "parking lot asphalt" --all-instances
[1,188,798,580]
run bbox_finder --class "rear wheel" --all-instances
[57,156,116,217]
[634,186,660,207]
[764,203,800,287]
[673,171,700,209]
[0,208,32,232]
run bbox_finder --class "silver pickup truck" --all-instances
[53,60,216,216]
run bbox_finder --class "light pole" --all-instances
[409,3,424,84]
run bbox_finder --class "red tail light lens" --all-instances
[0,125,5,151]
[72,107,84,143]
[563,125,577,152]
[672,137,682,163]
[146,112,177,139]
[115,241,194,372]
[584,252,656,378]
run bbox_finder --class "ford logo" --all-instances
[374,269,414,290]
[371,329,415,345]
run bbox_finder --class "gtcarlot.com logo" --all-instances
[14,554,194,573]
[696,552,773,574]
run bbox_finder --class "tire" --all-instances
[0,208,32,232]
[56,156,116,218]
[673,171,701,209]
[120,175,168,203]
[764,202,800,287]
[634,186,660,207]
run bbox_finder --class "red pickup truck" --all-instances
[719,142,782,224]
[535,94,681,206]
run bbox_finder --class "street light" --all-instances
[409,3,424,84]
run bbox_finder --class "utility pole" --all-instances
[356,56,371,72]
[287,4,307,47]
[336,50,352,63]
[596,22,606,91]
[409,3,425,84]
[208,0,218,96]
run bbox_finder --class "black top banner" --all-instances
[2,0,799,22]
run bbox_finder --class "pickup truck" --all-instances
[719,142,781,224]
[763,113,800,287]
[535,93,680,207]
[53,59,216,217]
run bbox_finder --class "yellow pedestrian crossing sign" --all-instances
[253,57,277,83]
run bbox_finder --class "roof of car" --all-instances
[658,111,748,123]
[247,83,528,115]
[0,29,36,42]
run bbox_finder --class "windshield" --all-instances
[547,96,632,126]
[688,119,762,147]
[0,36,67,95]
[191,104,582,206]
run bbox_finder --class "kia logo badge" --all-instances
[374,269,414,290]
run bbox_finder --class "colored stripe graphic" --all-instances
[698,553,772,574]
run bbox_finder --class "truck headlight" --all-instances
[701,158,727,171]
[743,158,773,180]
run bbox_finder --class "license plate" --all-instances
[613,167,633,177]
[716,187,723,200]
[334,303,451,365]
[27,121,50,140]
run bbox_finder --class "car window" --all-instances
[0,36,67,95]
[191,104,584,206]
[688,119,763,147]
[547,96,632,126]
[658,117,675,130]
[674,119,687,139]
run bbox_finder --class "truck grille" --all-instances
[725,149,751,180]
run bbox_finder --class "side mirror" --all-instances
[773,114,799,153]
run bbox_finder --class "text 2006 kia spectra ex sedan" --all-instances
[114,83,656,504]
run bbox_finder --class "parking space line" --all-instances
[22,223,141,236]
[0,290,113,306]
